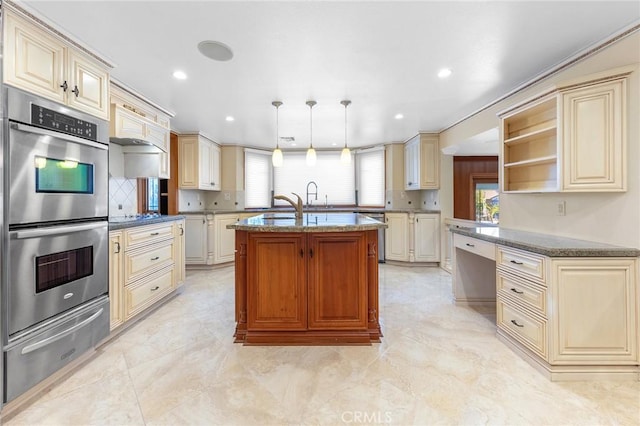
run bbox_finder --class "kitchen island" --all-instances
[228,213,386,345]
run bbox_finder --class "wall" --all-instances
[109,177,137,217]
[439,30,640,248]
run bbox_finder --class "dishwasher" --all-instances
[363,212,385,263]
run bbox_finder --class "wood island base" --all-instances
[232,222,384,346]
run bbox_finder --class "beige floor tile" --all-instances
[3,263,640,425]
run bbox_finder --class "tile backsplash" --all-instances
[109,177,137,217]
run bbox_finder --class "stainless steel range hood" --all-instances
[109,142,163,178]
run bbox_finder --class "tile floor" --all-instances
[4,264,640,425]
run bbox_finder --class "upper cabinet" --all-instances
[3,6,110,120]
[499,67,631,193]
[404,133,440,190]
[178,133,221,191]
[109,81,174,179]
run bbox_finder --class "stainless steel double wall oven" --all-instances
[2,87,110,402]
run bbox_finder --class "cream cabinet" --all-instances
[213,214,240,264]
[496,245,638,380]
[110,82,173,179]
[385,212,409,261]
[179,134,221,191]
[108,231,125,331]
[173,219,186,286]
[499,68,630,193]
[109,220,184,332]
[184,214,210,264]
[3,7,110,119]
[404,133,440,190]
[413,213,440,262]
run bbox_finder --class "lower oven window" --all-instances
[35,246,93,293]
[34,156,94,194]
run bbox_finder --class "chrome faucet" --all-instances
[273,192,304,219]
[306,181,318,207]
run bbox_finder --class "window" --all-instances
[147,178,159,212]
[356,148,385,206]
[475,182,499,223]
[273,152,355,206]
[245,149,272,208]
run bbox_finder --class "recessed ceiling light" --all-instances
[172,70,187,80]
[225,116,234,122]
[332,142,337,146]
[198,40,234,61]
[438,68,452,78]
[394,113,404,120]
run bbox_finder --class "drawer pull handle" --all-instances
[510,319,524,328]
[150,286,160,291]
[150,232,160,236]
[299,249,304,258]
[150,256,160,261]
[510,288,524,295]
[509,260,524,265]
[465,243,475,247]
[309,248,314,258]
[114,241,121,253]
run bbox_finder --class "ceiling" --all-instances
[21,1,640,151]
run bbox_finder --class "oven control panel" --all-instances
[31,104,98,142]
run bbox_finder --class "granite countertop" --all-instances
[450,226,640,257]
[228,212,387,232]
[108,215,185,231]
[179,207,440,215]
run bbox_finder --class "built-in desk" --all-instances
[450,226,640,381]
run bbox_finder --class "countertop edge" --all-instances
[108,215,186,231]
[451,227,640,257]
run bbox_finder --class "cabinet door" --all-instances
[67,50,109,120]
[307,232,368,330]
[214,214,239,264]
[414,213,440,262]
[198,139,213,190]
[184,215,207,264]
[549,258,637,364]
[210,144,221,191]
[247,233,307,330]
[3,10,66,104]
[173,220,186,286]
[108,231,124,330]
[404,138,419,190]
[561,79,626,192]
[419,136,440,189]
[178,137,199,188]
[385,213,409,261]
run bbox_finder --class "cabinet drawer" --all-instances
[497,245,546,284]
[497,270,547,316]
[453,234,495,260]
[125,240,174,283]
[124,223,174,250]
[497,298,547,359]
[124,266,174,320]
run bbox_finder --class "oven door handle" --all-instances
[10,122,108,151]
[20,308,104,355]
[15,222,106,239]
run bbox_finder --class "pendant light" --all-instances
[271,101,283,167]
[306,100,317,166]
[340,100,352,164]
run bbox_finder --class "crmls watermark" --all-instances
[341,410,393,424]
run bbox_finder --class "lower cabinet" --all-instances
[495,245,638,379]
[185,213,256,266]
[184,214,211,264]
[237,230,380,344]
[385,212,440,263]
[108,220,184,331]
[214,213,241,264]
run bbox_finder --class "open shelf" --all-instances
[504,155,557,169]
[504,125,557,146]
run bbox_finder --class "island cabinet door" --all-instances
[247,233,307,330]
[307,232,368,330]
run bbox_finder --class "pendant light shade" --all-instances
[340,100,351,165]
[306,100,317,166]
[271,101,283,167]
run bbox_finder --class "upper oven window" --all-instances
[35,246,94,293]
[34,156,94,194]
